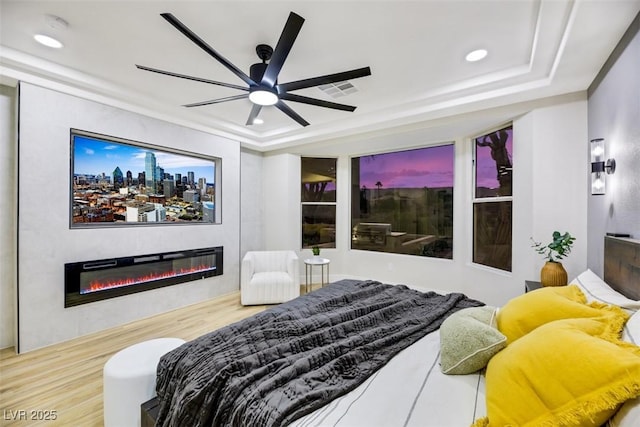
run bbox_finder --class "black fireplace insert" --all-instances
[64,246,223,307]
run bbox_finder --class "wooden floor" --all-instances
[0,291,279,427]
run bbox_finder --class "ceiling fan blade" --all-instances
[261,12,305,87]
[280,93,356,111]
[183,94,249,108]
[275,100,310,127]
[246,104,263,125]
[136,65,248,91]
[160,13,255,86]
[278,66,371,92]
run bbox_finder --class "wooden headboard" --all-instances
[604,236,640,301]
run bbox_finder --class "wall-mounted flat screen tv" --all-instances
[70,129,221,228]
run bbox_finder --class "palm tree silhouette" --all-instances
[375,181,383,199]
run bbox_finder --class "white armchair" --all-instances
[241,250,300,305]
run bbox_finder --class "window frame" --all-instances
[471,123,513,272]
[349,143,455,259]
[301,157,338,250]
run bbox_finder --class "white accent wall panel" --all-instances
[0,85,16,349]
[527,101,589,284]
[17,83,241,353]
[240,148,264,257]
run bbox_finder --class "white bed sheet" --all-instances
[291,329,486,427]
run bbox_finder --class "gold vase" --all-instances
[540,261,568,287]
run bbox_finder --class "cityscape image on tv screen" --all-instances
[70,130,217,227]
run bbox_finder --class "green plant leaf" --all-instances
[532,231,575,262]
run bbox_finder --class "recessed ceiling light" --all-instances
[34,34,63,48]
[253,118,264,125]
[465,49,487,62]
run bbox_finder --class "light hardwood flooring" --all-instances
[0,289,300,427]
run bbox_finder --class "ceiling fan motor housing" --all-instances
[250,62,269,83]
[251,44,275,85]
[255,44,273,61]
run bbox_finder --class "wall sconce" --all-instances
[590,138,616,195]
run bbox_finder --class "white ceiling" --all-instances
[1,1,639,151]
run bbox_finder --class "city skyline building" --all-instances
[202,202,214,223]
[155,165,164,183]
[163,179,175,199]
[112,166,124,190]
[145,152,156,191]
[183,189,199,203]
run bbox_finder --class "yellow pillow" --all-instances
[475,317,640,427]
[497,285,624,344]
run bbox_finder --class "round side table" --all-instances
[304,257,330,293]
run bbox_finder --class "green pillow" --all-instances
[440,306,506,375]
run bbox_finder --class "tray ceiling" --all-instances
[1,1,638,150]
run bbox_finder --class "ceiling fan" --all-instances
[136,12,372,127]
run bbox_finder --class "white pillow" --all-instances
[570,269,640,313]
[622,310,640,346]
[608,397,640,427]
[572,269,640,427]
[607,311,640,427]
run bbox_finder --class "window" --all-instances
[301,157,337,249]
[472,125,513,271]
[351,144,454,258]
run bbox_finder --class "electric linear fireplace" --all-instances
[64,246,223,307]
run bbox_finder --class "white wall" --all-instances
[240,148,264,256]
[587,13,640,275]
[17,83,242,352]
[262,95,588,307]
[262,153,299,251]
[527,101,589,282]
[0,85,16,349]
[6,82,592,351]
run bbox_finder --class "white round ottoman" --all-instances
[103,337,185,427]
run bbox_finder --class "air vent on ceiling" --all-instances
[318,81,358,98]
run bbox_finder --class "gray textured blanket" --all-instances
[154,279,483,427]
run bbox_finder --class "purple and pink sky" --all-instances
[358,129,512,190]
[359,144,454,189]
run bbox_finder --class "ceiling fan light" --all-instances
[249,88,278,106]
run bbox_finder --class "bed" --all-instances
[148,236,640,427]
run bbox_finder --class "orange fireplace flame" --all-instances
[81,264,214,294]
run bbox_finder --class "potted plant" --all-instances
[312,245,321,259]
[531,231,576,286]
